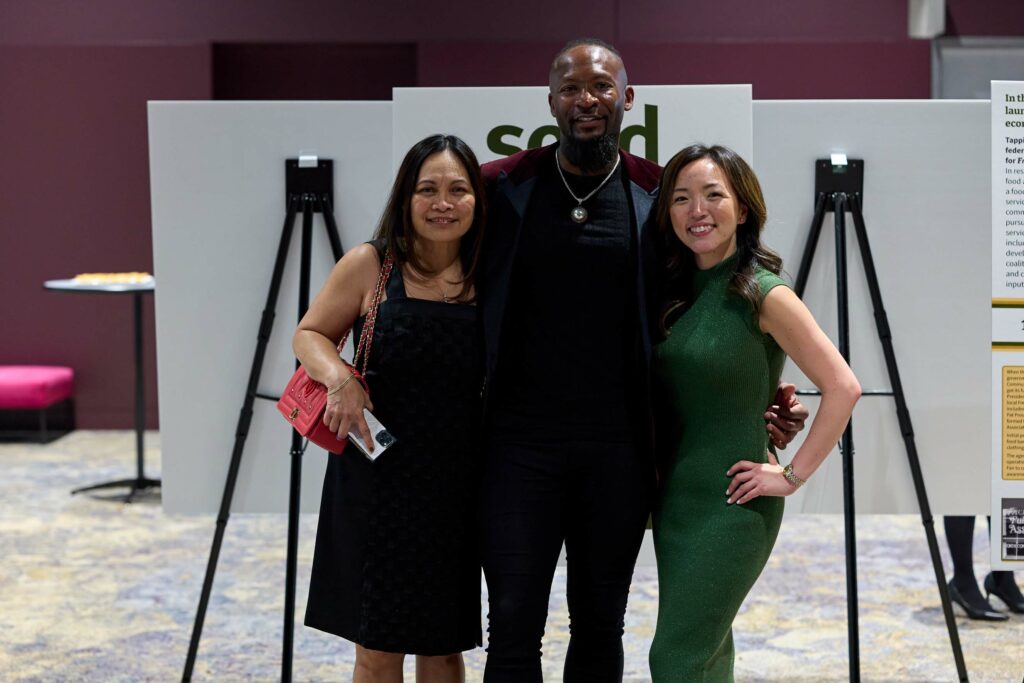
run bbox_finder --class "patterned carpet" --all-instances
[1,431,1022,682]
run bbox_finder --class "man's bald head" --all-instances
[549,38,628,86]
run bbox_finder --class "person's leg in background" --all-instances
[944,515,1008,621]
[983,516,1024,613]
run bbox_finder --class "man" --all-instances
[478,39,804,682]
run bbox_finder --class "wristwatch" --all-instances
[782,463,806,488]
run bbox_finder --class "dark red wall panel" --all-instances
[418,40,932,100]
[618,0,910,43]
[1,0,1019,47]
[417,42,561,87]
[624,42,932,99]
[0,45,211,428]
[947,0,1024,37]
[0,1,617,45]
[213,43,416,100]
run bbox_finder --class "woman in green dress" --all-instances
[648,145,861,682]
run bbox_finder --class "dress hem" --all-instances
[303,617,482,656]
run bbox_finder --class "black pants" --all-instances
[480,435,653,683]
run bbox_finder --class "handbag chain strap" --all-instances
[337,248,394,376]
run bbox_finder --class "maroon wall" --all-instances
[0,46,210,428]
[0,1,1015,427]
[213,43,416,100]
[946,0,1024,36]
[625,42,932,99]
[0,0,616,44]
[7,0,1019,45]
[417,41,931,99]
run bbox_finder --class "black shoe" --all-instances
[984,573,1024,614]
[948,581,1009,621]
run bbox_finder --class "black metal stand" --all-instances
[182,159,343,682]
[794,159,968,682]
[71,290,160,503]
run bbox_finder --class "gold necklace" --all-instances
[407,264,458,303]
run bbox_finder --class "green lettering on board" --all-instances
[486,125,525,156]
[620,104,658,163]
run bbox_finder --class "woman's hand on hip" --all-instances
[725,460,798,504]
[324,377,375,452]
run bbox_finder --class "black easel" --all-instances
[182,158,344,682]
[794,158,968,682]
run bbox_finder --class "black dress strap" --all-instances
[366,238,386,260]
[385,257,406,301]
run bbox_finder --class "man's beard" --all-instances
[559,131,619,174]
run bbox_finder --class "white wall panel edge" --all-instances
[149,101,392,514]
[754,99,990,514]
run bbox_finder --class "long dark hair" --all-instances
[654,144,782,338]
[374,134,486,302]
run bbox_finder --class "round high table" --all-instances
[44,278,160,503]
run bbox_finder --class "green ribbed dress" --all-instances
[649,256,788,682]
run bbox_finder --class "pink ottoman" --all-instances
[0,365,76,442]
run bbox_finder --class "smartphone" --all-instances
[347,408,396,461]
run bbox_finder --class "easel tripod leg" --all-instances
[794,192,828,297]
[182,196,299,682]
[281,197,316,683]
[847,195,968,682]
[320,195,345,262]
[833,193,861,682]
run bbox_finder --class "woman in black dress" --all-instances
[293,134,486,682]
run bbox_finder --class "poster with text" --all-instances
[991,80,1024,569]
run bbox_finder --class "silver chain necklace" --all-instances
[554,152,621,224]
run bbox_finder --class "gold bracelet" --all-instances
[326,372,355,396]
[782,463,806,488]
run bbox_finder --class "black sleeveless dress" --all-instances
[304,246,483,655]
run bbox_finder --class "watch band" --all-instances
[783,463,806,488]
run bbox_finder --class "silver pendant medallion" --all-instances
[570,205,588,223]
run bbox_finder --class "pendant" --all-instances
[570,205,588,223]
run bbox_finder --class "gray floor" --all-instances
[1,431,1022,682]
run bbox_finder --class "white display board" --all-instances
[393,85,752,168]
[754,100,990,514]
[149,96,991,519]
[990,80,1024,569]
[149,102,392,514]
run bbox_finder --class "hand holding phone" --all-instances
[348,409,396,461]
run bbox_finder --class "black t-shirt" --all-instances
[490,157,640,441]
